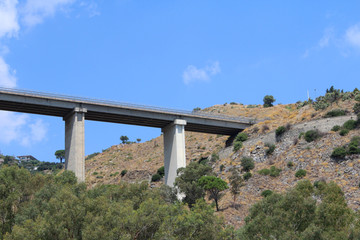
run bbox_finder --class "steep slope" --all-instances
[85,91,360,227]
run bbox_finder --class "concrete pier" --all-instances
[162,119,187,187]
[64,107,87,182]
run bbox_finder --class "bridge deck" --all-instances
[0,88,254,135]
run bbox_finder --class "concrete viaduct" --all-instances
[0,88,254,186]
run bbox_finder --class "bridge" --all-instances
[0,88,254,186]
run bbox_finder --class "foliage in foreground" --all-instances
[0,166,233,240]
[2,166,360,239]
[241,180,360,240]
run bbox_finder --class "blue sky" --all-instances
[1,0,360,162]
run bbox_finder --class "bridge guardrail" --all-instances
[0,87,256,124]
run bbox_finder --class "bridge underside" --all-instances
[0,99,245,135]
[0,89,252,185]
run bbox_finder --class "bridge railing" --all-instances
[0,87,256,123]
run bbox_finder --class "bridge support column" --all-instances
[64,107,87,182]
[162,119,187,187]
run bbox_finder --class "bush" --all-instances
[355,94,360,102]
[220,164,225,172]
[265,143,276,155]
[331,147,347,159]
[151,174,162,182]
[243,172,252,180]
[258,168,270,175]
[343,120,357,130]
[261,190,273,198]
[120,169,128,177]
[157,166,165,177]
[233,141,243,152]
[348,137,360,154]
[339,129,349,136]
[211,153,220,162]
[331,125,341,132]
[295,169,307,178]
[275,126,286,138]
[241,157,255,172]
[269,166,282,177]
[287,161,294,168]
[324,109,346,118]
[354,103,360,114]
[304,130,321,142]
[235,132,248,142]
[263,95,276,108]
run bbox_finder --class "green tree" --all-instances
[198,176,228,211]
[54,150,65,164]
[263,95,276,108]
[242,180,355,239]
[120,135,129,144]
[136,138,141,143]
[240,157,255,172]
[174,162,213,208]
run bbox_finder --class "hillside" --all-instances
[85,88,360,227]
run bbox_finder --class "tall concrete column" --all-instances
[162,119,187,187]
[64,107,87,182]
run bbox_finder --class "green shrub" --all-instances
[343,120,357,130]
[233,141,243,152]
[220,164,225,172]
[348,137,360,154]
[151,174,162,182]
[96,176,103,179]
[324,109,346,118]
[243,172,252,180]
[265,143,276,155]
[261,190,273,197]
[354,103,360,114]
[269,166,282,177]
[331,147,347,159]
[93,172,98,175]
[304,130,321,142]
[211,153,220,162]
[275,126,286,138]
[258,168,270,175]
[120,170,127,177]
[295,169,307,178]
[298,132,305,139]
[157,166,165,177]
[235,132,248,142]
[241,157,255,172]
[355,94,360,102]
[287,161,294,168]
[331,125,341,132]
[339,129,349,136]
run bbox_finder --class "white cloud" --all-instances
[0,57,17,88]
[80,1,100,18]
[0,0,19,38]
[21,0,75,27]
[0,111,48,146]
[318,28,333,48]
[345,23,360,48]
[183,61,221,85]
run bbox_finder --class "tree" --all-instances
[55,150,65,164]
[174,162,213,208]
[120,135,129,144]
[263,95,276,108]
[229,168,244,209]
[240,157,255,172]
[136,138,141,143]
[198,176,228,211]
[242,180,354,239]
